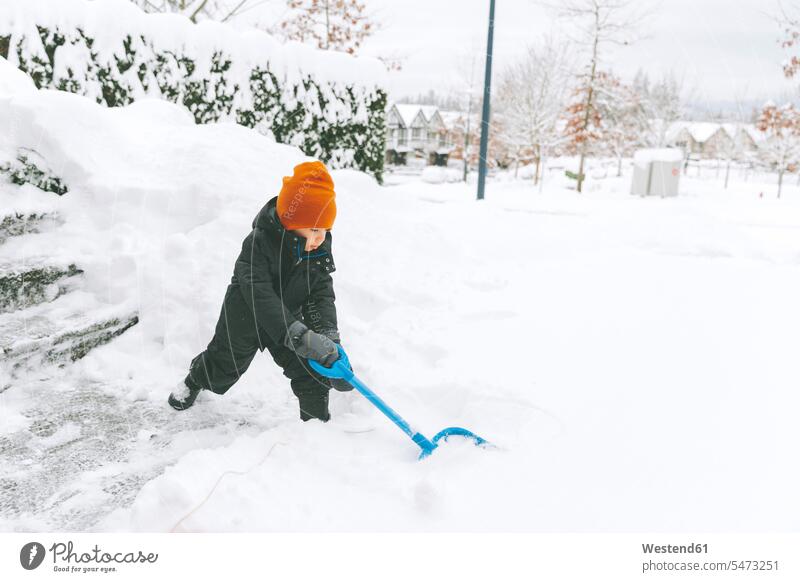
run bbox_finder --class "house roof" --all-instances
[690,122,726,143]
[439,110,464,127]
[440,110,483,131]
[739,124,766,143]
[664,121,688,144]
[720,123,738,139]
[393,104,427,127]
[665,121,738,144]
[665,120,766,145]
[418,105,438,122]
[391,103,468,130]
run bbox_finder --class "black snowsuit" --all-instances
[184,195,339,421]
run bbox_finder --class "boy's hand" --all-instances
[319,330,354,391]
[321,328,341,344]
[330,378,353,392]
[285,321,339,366]
[329,358,354,392]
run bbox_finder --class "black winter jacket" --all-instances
[230,195,338,350]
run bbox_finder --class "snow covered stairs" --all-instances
[0,208,138,390]
[0,209,62,245]
[0,291,139,381]
[0,259,83,313]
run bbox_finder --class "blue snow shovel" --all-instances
[308,345,491,460]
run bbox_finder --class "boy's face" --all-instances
[292,227,328,251]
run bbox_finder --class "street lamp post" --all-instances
[476,0,496,201]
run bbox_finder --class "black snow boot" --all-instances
[295,386,331,422]
[168,379,203,411]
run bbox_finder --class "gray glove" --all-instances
[284,321,339,367]
[319,329,354,392]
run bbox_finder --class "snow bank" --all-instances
[0,56,35,96]
[421,166,461,184]
[0,66,305,377]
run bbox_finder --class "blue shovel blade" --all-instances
[418,427,492,460]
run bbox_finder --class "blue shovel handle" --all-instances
[309,345,490,460]
[308,344,354,380]
[308,345,437,455]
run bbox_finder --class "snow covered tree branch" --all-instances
[128,0,265,23]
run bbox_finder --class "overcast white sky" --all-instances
[236,0,799,111]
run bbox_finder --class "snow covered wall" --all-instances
[0,0,388,180]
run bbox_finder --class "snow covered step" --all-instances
[0,210,62,245]
[0,291,138,382]
[0,260,83,313]
[0,148,69,196]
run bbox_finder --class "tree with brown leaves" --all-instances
[756,101,800,198]
[276,0,375,55]
[543,0,652,192]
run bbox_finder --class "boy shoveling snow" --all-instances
[168,160,352,421]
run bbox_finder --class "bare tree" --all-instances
[719,88,753,189]
[635,70,686,147]
[592,71,649,176]
[447,49,482,181]
[496,35,574,185]
[543,0,654,192]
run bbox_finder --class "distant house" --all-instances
[438,110,466,133]
[734,125,765,154]
[385,103,455,166]
[439,109,482,165]
[665,121,761,159]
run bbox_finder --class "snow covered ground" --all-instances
[2,58,800,533]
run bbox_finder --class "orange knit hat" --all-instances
[276,160,337,230]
